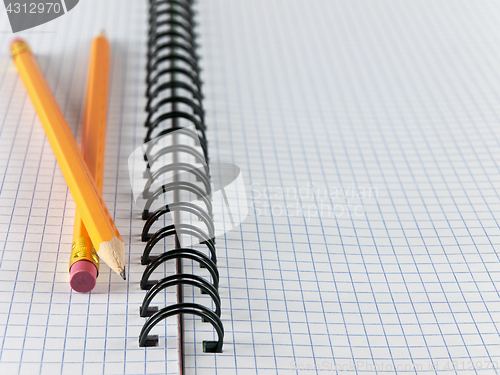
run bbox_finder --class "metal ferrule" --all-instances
[11,41,31,57]
[69,237,99,274]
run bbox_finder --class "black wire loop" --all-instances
[140,273,221,318]
[142,181,213,220]
[144,144,208,177]
[141,201,215,241]
[140,248,219,291]
[140,0,223,353]
[146,69,202,97]
[142,162,211,198]
[142,126,207,161]
[139,303,224,352]
[141,223,216,265]
[149,5,194,27]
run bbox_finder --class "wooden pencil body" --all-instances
[11,40,125,278]
[70,35,111,273]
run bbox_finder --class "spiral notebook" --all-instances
[1,0,500,374]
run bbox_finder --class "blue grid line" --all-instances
[336,2,473,371]
[324,2,446,372]
[60,3,102,374]
[381,2,494,371]
[190,0,500,373]
[303,5,398,374]
[359,1,497,372]
[1,30,60,372]
[43,25,87,375]
[2,1,500,374]
[406,1,499,367]
[288,2,404,373]
[323,2,449,373]
[262,0,341,370]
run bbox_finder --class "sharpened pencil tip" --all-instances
[97,237,125,280]
[120,270,126,280]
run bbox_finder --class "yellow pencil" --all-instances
[11,39,125,280]
[69,33,111,292]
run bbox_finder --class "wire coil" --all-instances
[139,0,223,353]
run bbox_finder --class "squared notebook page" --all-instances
[0,1,180,374]
[1,1,500,375]
[189,0,500,374]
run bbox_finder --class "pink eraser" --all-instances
[69,260,97,293]
[10,38,25,49]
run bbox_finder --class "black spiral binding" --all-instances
[139,0,224,360]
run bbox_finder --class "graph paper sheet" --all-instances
[1,0,500,374]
